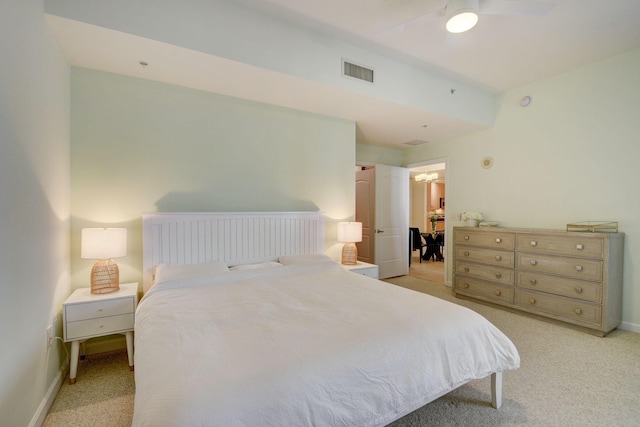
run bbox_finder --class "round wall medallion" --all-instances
[481,156,494,169]
[520,96,532,107]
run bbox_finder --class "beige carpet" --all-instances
[44,275,640,426]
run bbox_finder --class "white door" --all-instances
[355,168,375,264]
[374,164,409,279]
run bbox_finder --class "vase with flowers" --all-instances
[428,212,439,233]
[462,211,483,227]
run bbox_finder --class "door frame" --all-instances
[407,157,451,287]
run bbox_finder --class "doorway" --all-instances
[408,160,447,285]
[355,164,409,279]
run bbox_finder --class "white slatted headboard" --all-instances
[142,211,325,292]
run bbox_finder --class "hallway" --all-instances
[409,250,444,284]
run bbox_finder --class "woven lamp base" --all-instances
[90,259,120,294]
[341,243,358,265]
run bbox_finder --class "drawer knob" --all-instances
[464,235,470,240]
[575,287,583,294]
[530,260,537,266]
[574,308,582,315]
[530,240,537,246]
[530,279,537,285]
[576,244,584,250]
[462,283,469,289]
[495,272,502,279]
[495,290,502,296]
[99,324,104,328]
[495,255,502,261]
[576,265,583,272]
[464,267,470,273]
[529,298,536,304]
[464,251,470,256]
[98,308,103,312]
[495,238,502,243]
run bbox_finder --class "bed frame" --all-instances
[142,211,325,292]
[140,211,504,410]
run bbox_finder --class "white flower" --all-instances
[428,212,439,221]
[462,211,484,221]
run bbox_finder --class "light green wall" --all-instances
[356,143,403,166]
[0,1,70,425]
[405,48,640,329]
[70,68,356,289]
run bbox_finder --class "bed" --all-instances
[133,212,520,426]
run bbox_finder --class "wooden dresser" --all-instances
[453,227,624,336]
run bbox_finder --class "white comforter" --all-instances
[133,260,519,427]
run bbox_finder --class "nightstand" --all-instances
[63,282,138,384]
[343,261,379,279]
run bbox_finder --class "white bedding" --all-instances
[133,260,519,426]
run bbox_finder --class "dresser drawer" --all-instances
[65,297,135,322]
[455,246,514,268]
[516,290,602,326]
[455,277,514,305]
[517,253,602,281]
[517,272,602,303]
[454,230,515,250]
[456,261,514,285]
[516,233,603,259]
[66,313,134,341]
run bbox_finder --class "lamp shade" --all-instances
[81,228,127,260]
[337,222,362,243]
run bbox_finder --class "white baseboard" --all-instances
[619,321,640,334]
[29,364,67,427]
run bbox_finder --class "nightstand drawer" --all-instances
[350,266,378,278]
[66,313,134,341]
[65,298,135,322]
[343,262,379,279]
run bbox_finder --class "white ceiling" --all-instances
[235,0,640,93]
[46,0,640,148]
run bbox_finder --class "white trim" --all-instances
[29,364,66,427]
[619,321,640,334]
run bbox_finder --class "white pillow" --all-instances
[154,260,229,284]
[278,253,333,265]
[229,261,283,271]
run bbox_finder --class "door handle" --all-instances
[374,229,385,233]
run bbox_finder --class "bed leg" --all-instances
[491,372,503,409]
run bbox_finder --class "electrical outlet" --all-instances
[46,324,54,347]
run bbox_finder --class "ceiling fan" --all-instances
[392,0,556,34]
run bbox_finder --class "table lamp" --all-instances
[337,222,362,265]
[81,228,127,294]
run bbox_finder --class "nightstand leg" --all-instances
[69,340,80,384]
[125,331,134,371]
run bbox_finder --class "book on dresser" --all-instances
[452,226,624,336]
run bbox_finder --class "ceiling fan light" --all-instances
[445,0,479,33]
[446,11,479,33]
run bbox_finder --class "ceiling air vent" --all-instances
[342,59,374,84]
